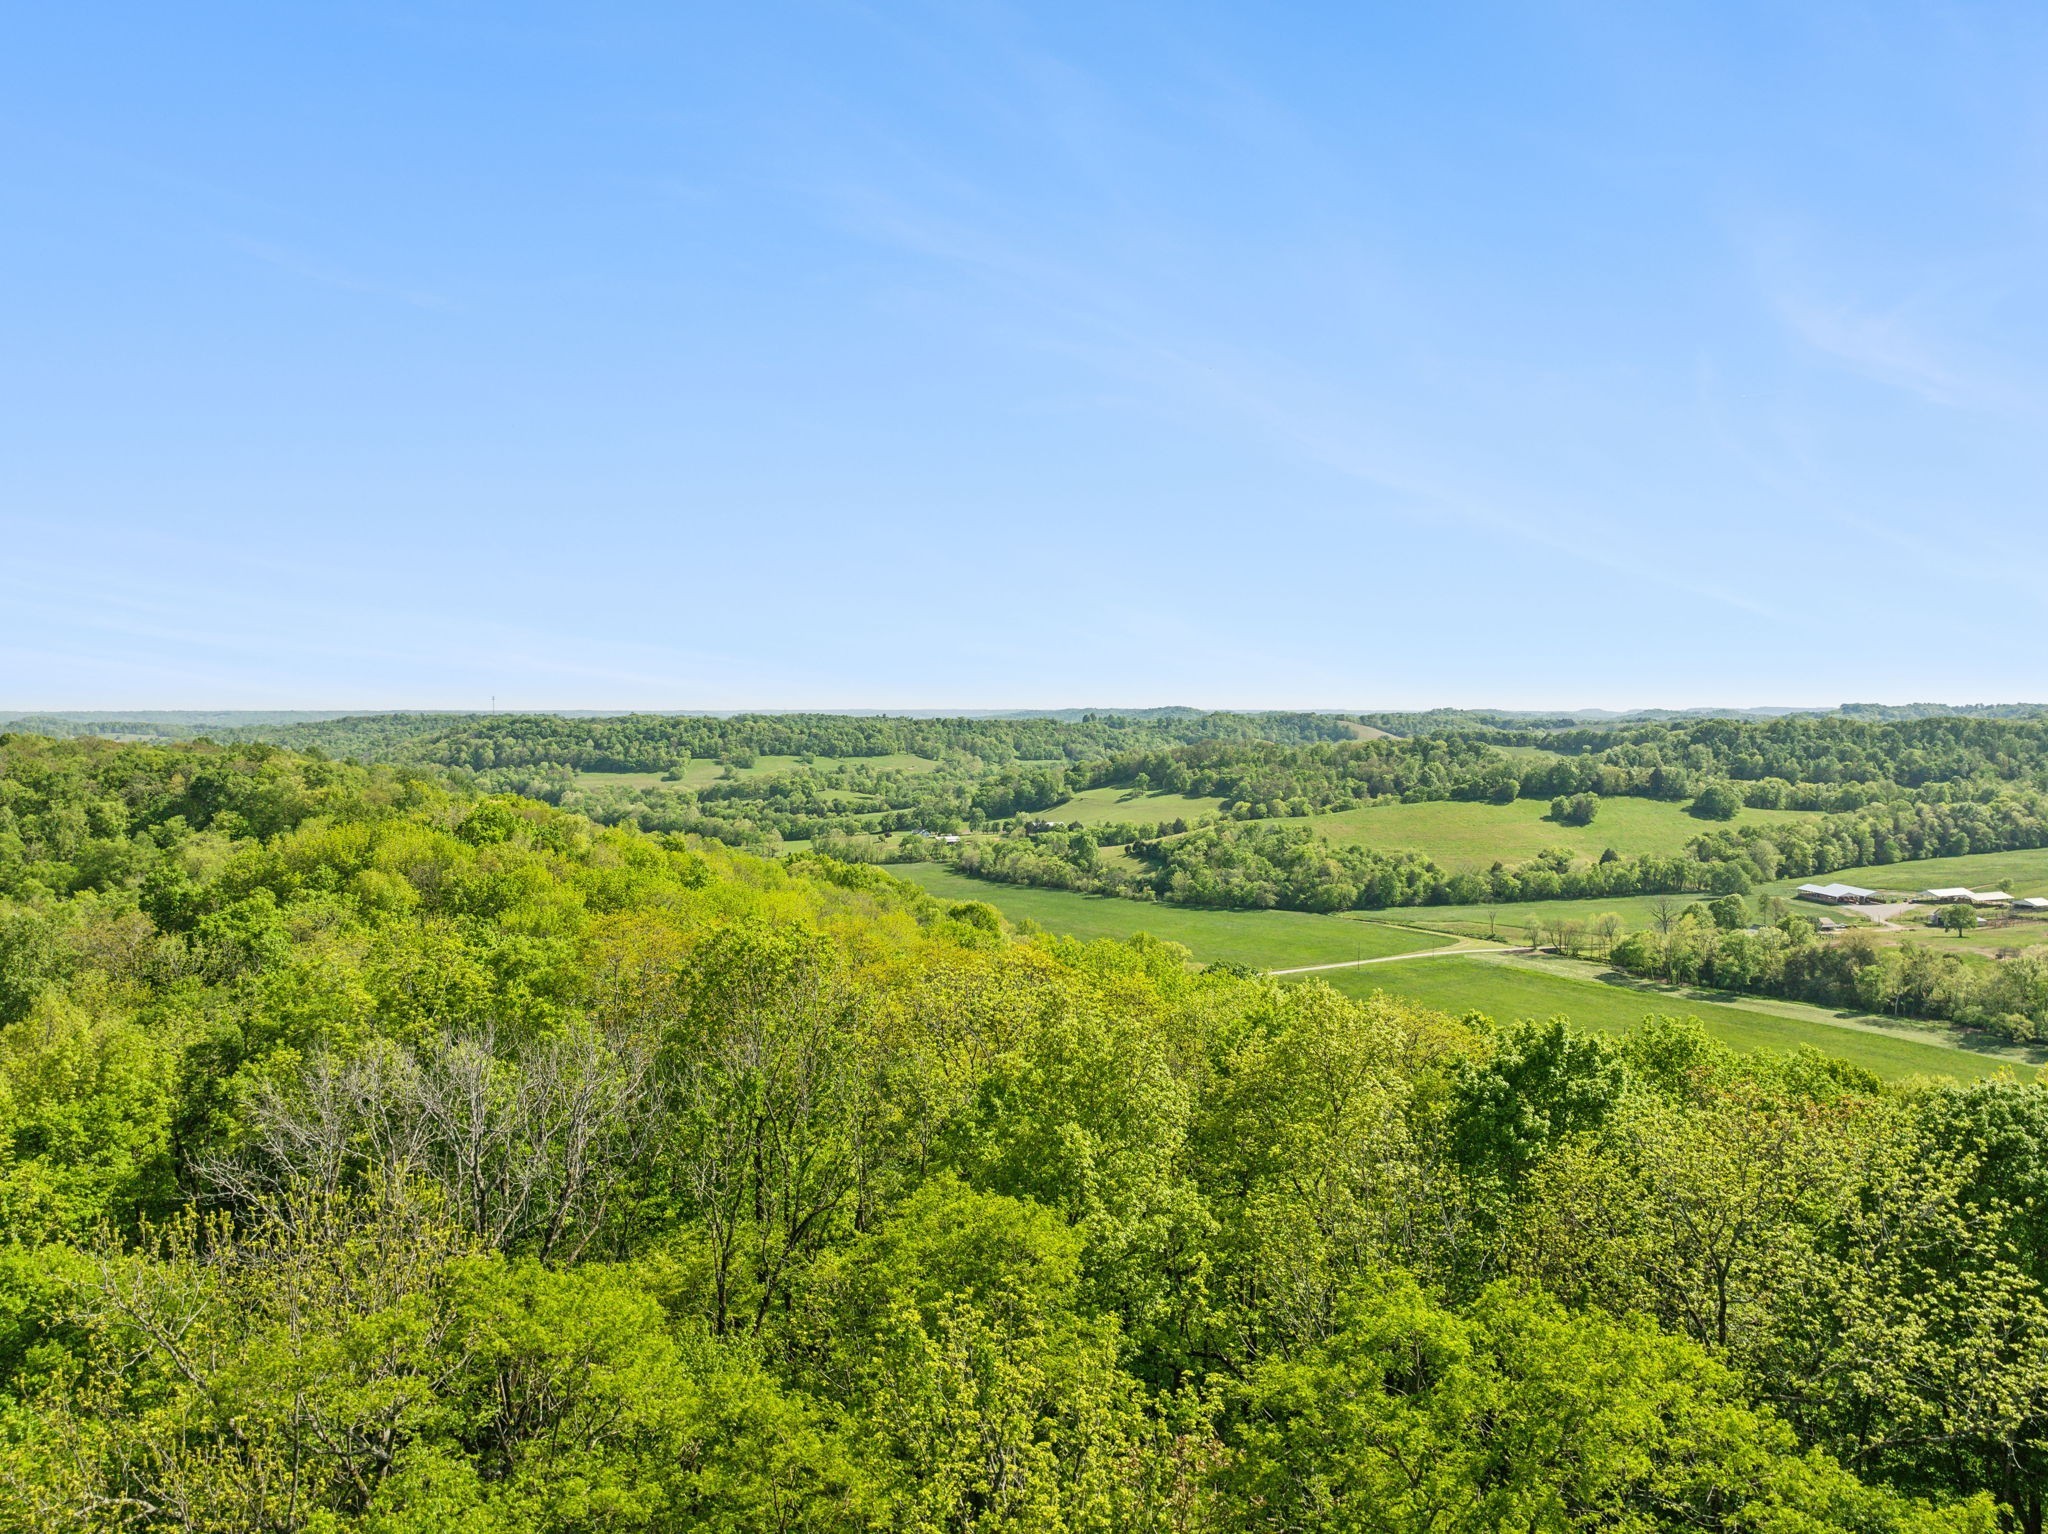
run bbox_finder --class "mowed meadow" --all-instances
[1348,890,1765,941]
[1329,956,2017,1083]
[1032,783,1227,826]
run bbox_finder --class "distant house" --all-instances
[1815,916,1845,933]
[1973,890,2014,906]
[1796,882,1879,904]
[2016,896,2048,911]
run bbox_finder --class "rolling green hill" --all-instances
[1308,795,1818,873]
[1038,784,1226,830]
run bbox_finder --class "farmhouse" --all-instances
[1796,882,1880,904]
[1974,890,2014,906]
[2016,896,2048,912]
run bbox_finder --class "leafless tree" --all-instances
[205,1020,661,1265]
[1594,913,1624,958]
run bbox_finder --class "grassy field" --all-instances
[879,867,2020,1081]
[1318,955,2020,1083]
[1042,785,1226,831]
[1341,890,1812,942]
[883,864,1449,969]
[1863,915,2048,953]
[580,753,939,792]
[1764,847,2048,901]
[1308,796,1817,873]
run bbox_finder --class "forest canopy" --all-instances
[0,730,2038,1530]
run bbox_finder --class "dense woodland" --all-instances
[26,713,2048,897]
[222,710,1367,769]
[7,731,2048,1528]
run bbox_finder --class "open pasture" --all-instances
[1042,785,1226,831]
[578,752,941,792]
[883,864,1449,970]
[1861,915,2048,954]
[1318,955,2018,1082]
[1308,795,1817,873]
[1344,890,1754,941]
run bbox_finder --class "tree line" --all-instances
[221,709,1368,772]
[1600,899,2048,1042]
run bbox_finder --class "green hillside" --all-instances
[1765,847,2048,899]
[1310,795,1818,872]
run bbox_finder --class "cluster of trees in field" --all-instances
[6,731,2048,1528]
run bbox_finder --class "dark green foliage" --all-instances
[1449,1017,1624,1182]
[233,708,1366,771]
[1691,782,1744,820]
[1549,790,1599,825]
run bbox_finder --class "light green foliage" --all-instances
[790,1179,1197,1532]
[1,1196,862,1533]
[1188,984,1461,1354]
[0,733,2030,1531]
[1218,1270,1989,1534]
[1692,782,1745,820]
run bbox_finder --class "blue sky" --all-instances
[4,2,2046,710]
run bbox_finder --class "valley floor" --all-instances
[887,863,2033,1084]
